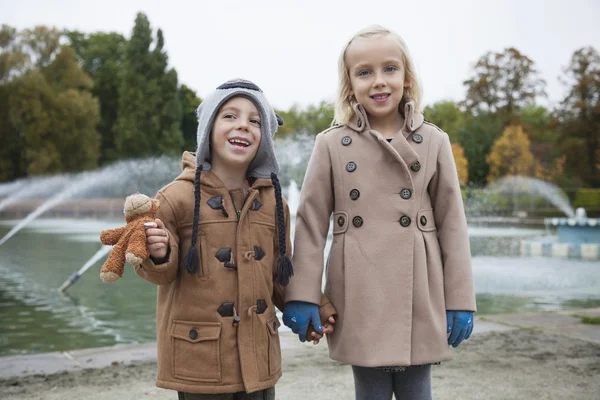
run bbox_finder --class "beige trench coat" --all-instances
[285,102,476,367]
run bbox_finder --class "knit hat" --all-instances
[183,79,293,286]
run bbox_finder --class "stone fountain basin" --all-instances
[547,218,600,244]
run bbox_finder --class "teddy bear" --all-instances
[99,193,160,283]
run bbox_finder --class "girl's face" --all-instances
[211,96,262,170]
[346,34,409,122]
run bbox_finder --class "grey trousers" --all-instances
[177,387,275,400]
[352,365,432,400]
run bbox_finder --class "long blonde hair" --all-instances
[333,25,422,126]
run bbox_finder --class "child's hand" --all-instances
[311,316,336,345]
[144,219,169,259]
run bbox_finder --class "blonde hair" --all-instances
[333,25,422,126]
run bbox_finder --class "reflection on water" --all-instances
[0,219,598,356]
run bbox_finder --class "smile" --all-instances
[370,93,390,101]
[369,93,390,103]
[228,139,251,147]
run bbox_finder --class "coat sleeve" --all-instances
[134,190,180,286]
[284,132,334,305]
[428,133,477,312]
[272,197,337,321]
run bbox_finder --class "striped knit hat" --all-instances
[183,79,293,285]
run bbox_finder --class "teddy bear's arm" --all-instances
[100,226,127,246]
[125,224,150,265]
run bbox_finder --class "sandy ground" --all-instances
[1,328,599,400]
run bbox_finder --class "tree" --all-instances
[516,104,561,182]
[0,25,27,180]
[451,143,469,186]
[178,84,201,152]
[1,25,77,180]
[486,125,535,183]
[457,111,505,186]
[462,48,546,119]
[9,46,100,175]
[0,25,29,83]
[66,31,127,164]
[423,101,465,142]
[557,47,600,187]
[113,13,183,158]
[275,101,334,137]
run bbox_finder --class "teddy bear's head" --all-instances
[123,193,160,221]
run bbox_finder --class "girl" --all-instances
[283,26,476,400]
[137,79,336,399]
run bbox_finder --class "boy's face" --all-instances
[211,96,262,171]
[346,34,409,122]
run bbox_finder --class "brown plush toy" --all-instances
[99,193,159,283]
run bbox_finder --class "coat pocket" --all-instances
[267,315,282,376]
[171,320,221,382]
[417,209,436,232]
[332,211,349,234]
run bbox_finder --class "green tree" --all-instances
[457,111,505,186]
[423,101,465,142]
[486,125,535,182]
[0,25,27,180]
[178,84,201,151]
[9,46,100,175]
[0,25,67,180]
[557,47,600,187]
[113,13,183,158]
[66,31,127,164]
[275,101,334,137]
[462,48,546,119]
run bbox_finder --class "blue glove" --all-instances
[446,310,474,348]
[282,301,322,342]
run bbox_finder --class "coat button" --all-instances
[420,216,428,226]
[189,329,198,340]
[412,134,423,143]
[350,189,360,200]
[400,216,411,227]
[346,161,357,172]
[342,136,352,146]
[337,216,345,226]
[411,161,421,172]
[352,216,363,227]
[400,188,412,199]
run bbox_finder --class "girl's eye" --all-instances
[358,70,370,77]
[224,113,235,119]
[250,118,261,126]
[385,66,397,72]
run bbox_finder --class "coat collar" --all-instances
[347,100,424,135]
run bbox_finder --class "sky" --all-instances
[2,0,599,110]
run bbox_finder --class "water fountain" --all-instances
[2,137,599,356]
[520,207,600,260]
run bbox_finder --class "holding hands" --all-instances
[283,301,336,345]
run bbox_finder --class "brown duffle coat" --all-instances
[135,152,336,394]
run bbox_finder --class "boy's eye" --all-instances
[224,113,235,119]
[250,118,261,126]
